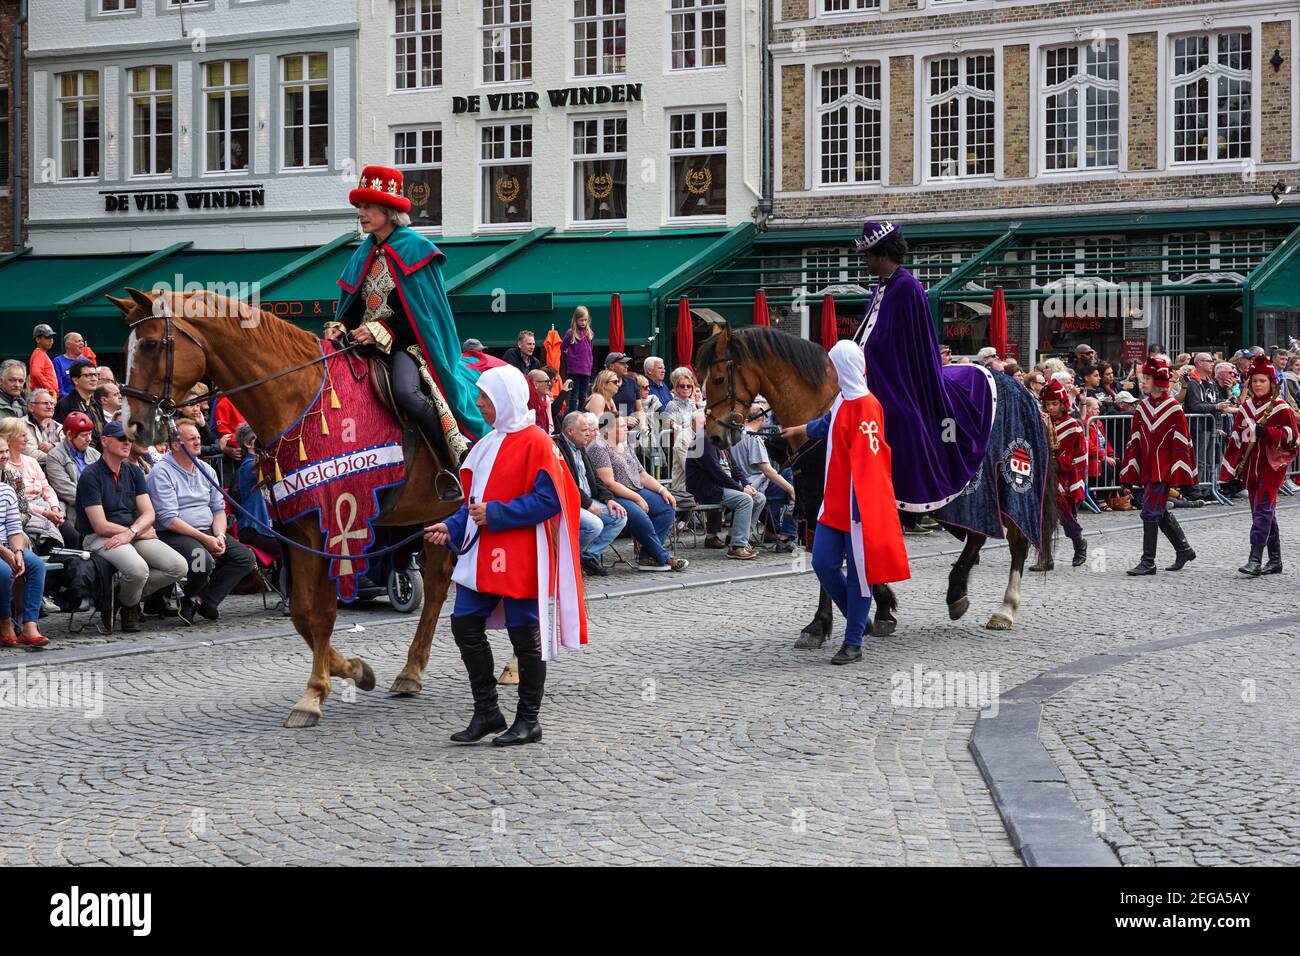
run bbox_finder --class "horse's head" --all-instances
[695,322,764,449]
[108,287,210,447]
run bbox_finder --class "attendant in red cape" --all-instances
[782,341,910,665]
[1219,356,1299,576]
[1031,380,1088,570]
[425,365,586,747]
[1120,356,1198,575]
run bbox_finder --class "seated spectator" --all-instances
[643,356,672,411]
[92,381,123,425]
[586,369,621,419]
[542,366,573,427]
[1112,390,1138,415]
[586,416,687,572]
[0,359,28,420]
[0,417,73,550]
[24,388,62,461]
[179,386,221,457]
[211,395,247,462]
[686,418,766,560]
[1024,371,1046,398]
[147,419,256,625]
[730,401,797,549]
[554,412,628,577]
[96,366,116,384]
[55,360,103,441]
[526,368,553,434]
[43,411,100,514]
[0,447,48,648]
[76,420,188,633]
[233,423,281,560]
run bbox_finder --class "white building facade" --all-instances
[355,0,764,237]
[26,0,359,254]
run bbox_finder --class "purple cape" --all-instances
[855,268,995,511]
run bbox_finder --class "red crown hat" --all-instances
[1040,379,1068,404]
[1141,356,1172,384]
[348,165,412,214]
[1246,355,1278,383]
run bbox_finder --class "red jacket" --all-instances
[28,348,58,395]
[213,396,247,447]
[1052,415,1087,503]
[1119,394,1198,487]
[1219,394,1298,495]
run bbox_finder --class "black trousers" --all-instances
[158,529,257,607]
[391,350,427,420]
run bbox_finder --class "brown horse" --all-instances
[695,324,1047,634]
[112,287,457,728]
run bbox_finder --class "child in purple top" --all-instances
[561,306,595,408]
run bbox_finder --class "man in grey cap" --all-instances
[29,324,60,396]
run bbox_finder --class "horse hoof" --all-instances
[986,614,1013,631]
[355,660,376,692]
[498,666,520,686]
[284,707,320,729]
[872,618,897,637]
[793,631,827,649]
[388,676,423,696]
[948,597,970,621]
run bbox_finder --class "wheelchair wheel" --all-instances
[387,567,424,614]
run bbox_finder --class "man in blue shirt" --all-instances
[554,411,627,576]
[606,352,644,430]
[52,332,88,398]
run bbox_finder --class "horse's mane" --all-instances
[699,325,829,388]
[167,290,319,350]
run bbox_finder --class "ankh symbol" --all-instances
[331,493,370,577]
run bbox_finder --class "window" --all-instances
[816,64,882,185]
[480,121,533,225]
[482,1,532,84]
[1165,233,1213,281]
[573,1,625,78]
[572,115,627,222]
[1167,231,1265,281]
[670,0,725,71]
[58,71,101,180]
[100,0,137,11]
[1034,236,1125,285]
[927,54,995,179]
[909,246,965,290]
[668,108,726,218]
[803,247,851,291]
[281,53,329,169]
[395,127,443,228]
[204,60,250,173]
[394,0,442,91]
[1042,41,1120,171]
[822,0,879,12]
[1219,231,1266,274]
[129,66,173,177]
[1172,31,1252,163]
[0,90,8,186]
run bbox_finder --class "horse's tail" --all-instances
[1039,428,1060,558]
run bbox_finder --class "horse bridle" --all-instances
[701,346,754,438]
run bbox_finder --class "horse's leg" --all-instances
[794,586,835,649]
[871,583,897,636]
[987,524,1029,631]
[284,536,342,728]
[390,542,454,695]
[946,532,985,621]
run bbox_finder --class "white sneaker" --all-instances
[635,557,671,572]
[41,596,61,614]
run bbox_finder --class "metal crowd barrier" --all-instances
[1081,412,1235,511]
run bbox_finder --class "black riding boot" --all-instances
[1262,539,1283,575]
[450,616,507,743]
[1127,521,1159,576]
[494,626,545,746]
[1160,512,1196,571]
[1071,535,1088,568]
[408,398,463,501]
[1239,544,1264,577]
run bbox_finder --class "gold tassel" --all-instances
[329,387,341,409]
[320,413,330,436]
[298,436,307,461]
[274,460,284,483]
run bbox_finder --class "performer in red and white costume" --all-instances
[1038,380,1088,569]
[1219,355,1299,576]
[425,365,586,746]
[1119,356,1198,575]
[784,340,909,665]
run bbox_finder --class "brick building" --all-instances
[0,0,28,252]
[677,0,1300,366]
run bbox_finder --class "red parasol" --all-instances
[989,286,1007,358]
[676,296,694,367]
[608,293,625,354]
[752,289,770,327]
[820,295,838,350]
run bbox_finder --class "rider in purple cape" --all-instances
[852,221,995,511]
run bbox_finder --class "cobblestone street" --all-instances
[2,502,1299,865]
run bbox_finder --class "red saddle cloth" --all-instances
[260,341,407,601]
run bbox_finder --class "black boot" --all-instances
[494,626,545,746]
[1160,513,1196,571]
[1239,545,1264,577]
[408,398,463,501]
[1071,536,1088,568]
[449,616,506,743]
[1127,521,1159,576]
[1262,539,1283,575]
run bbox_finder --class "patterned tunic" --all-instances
[1051,415,1087,503]
[1218,394,1299,497]
[1118,394,1198,488]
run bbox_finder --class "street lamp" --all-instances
[1272,181,1293,205]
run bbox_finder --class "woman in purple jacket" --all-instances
[562,306,595,409]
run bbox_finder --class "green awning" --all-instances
[1248,225,1300,312]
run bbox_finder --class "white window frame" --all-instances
[925,52,996,181]
[202,59,250,175]
[666,106,728,223]
[1032,235,1126,287]
[1039,40,1121,174]
[1164,230,1266,284]
[1168,29,1254,167]
[280,53,330,171]
[819,0,880,15]
[128,65,175,180]
[909,246,965,291]
[481,0,533,86]
[394,125,443,232]
[478,119,534,230]
[570,112,628,227]
[99,0,138,12]
[572,1,626,80]
[814,62,883,188]
[668,0,726,72]
[57,71,101,182]
[393,0,442,92]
